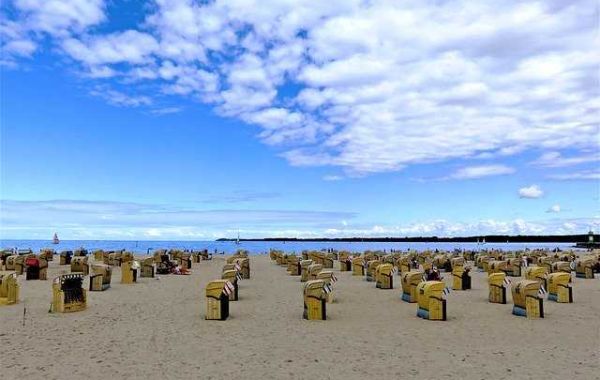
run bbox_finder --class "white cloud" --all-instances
[548,170,600,180]
[14,0,106,35]
[447,165,515,180]
[531,151,600,167]
[90,88,152,107]
[2,199,597,239]
[2,0,599,175]
[323,175,343,181]
[519,185,544,199]
[547,204,561,213]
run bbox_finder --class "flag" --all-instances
[236,272,242,281]
[503,277,511,287]
[442,287,451,296]
[331,274,337,283]
[538,285,547,298]
[323,284,332,294]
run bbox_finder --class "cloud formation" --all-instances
[447,165,515,180]
[1,199,597,239]
[2,0,598,175]
[519,185,544,199]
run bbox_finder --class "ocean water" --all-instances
[0,239,577,254]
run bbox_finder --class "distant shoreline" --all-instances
[217,234,598,244]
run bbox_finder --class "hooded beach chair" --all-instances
[365,260,381,282]
[323,254,334,269]
[538,256,556,273]
[511,279,544,318]
[51,274,87,313]
[308,263,323,281]
[488,260,508,275]
[93,250,104,261]
[575,257,595,279]
[15,254,32,275]
[205,280,231,320]
[121,260,139,284]
[416,281,447,321]
[375,263,394,289]
[25,256,47,280]
[0,272,19,305]
[40,248,55,261]
[303,280,327,320]
[221,270,240,301]
[300,260,313,282]
[401,271,423,303]
[547,272,572,303]
[71,256,89,275]
[433,255,451,272]
[551,261,572,274]
[398,256,411,273]
[525,266,548,288]
[488,272,508,304]
[235,257,250,279]
[352,257,365,276]
[89,264,112,291]
[452,263,471,291]
[287,256,301,276]
[141,257,155,278]
[74,248,88,257]
[506,258,522,277]
[5,254,17,271]
[316,271,336,303]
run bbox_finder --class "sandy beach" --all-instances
[1,254,598,380]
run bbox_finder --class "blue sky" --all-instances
[1,0,598,240]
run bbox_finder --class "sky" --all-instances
[0,0,599,240]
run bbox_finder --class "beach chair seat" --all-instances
[71,256,89,275]
[575,257,595,279]
[316,270,336,303]
[488,272,508,304]
[506,258,522,277]
[51,274,87,313]
[287,256,301,276]
[398,256,411,274]
[235,258,250,279]
[511,279,543,318]
[550,261,571,274]
[401,271,423,303]
[25,256,48,280]
[221,270,240,301]
[121,260,139,284]
[0,272,19,305]
[15,254,33,275]
[307,263,323,281]
[74,248,88,257]
[416,281,446,321]
[300,260,313,282]
[452,266,471,291]
[141,257,155,278]
[547,272,572,303]
[205,280,231,320]
[303,280,327,320]
[375,263,394,289]
[40,248,55,261]
[525,266,548,288]
[89,264,112,291]
[365,260,381,282]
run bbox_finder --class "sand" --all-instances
[1,254,598,380]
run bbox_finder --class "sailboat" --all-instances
[52,233,60,244]
[235,230,240,245]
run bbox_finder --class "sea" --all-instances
[0,239,578,255]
